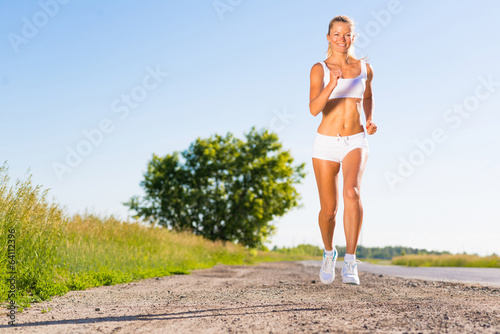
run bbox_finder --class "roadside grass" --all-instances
[392,254,500,268]
[0,165,68,311]
[272,244,323,257]
[253,251,320,263]
[57,213,252,290]
[359,258,392,265]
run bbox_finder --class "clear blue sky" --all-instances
[1,0,499,255]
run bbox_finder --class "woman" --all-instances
[309,15,377,285]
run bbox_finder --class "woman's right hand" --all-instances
[328,67,342,88]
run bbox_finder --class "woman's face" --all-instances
[327,22,353,53]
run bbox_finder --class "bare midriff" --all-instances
[317,96,365,137]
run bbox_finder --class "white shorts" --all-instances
[312,131,369,163]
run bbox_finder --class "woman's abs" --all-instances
[317,98,364,136]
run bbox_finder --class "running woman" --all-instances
[309,15,377,285]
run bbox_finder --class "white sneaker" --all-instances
[342,259,362,285]
[319,248,338,284]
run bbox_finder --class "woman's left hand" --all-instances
[366,120,377,135]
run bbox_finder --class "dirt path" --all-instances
[2,262,499,333]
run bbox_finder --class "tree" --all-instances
[124,126,306,248]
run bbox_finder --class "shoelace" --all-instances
[322,258,329,271]
[322,251,336,271]
[344,259,362,274]
[337,134,349,146]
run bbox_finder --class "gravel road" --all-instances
[2,261,499,333]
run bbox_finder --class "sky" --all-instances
[1,0,499,256]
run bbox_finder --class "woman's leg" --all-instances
[312,157,341,251]
[341,148,369,255]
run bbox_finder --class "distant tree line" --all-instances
[344,245,450,259]
[272,244,451,259]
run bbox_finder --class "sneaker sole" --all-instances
[342,281,360,285]
[320,278,334,284]
[319,271,335,284]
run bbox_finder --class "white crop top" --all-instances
[320,60,367,99]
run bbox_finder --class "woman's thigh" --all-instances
[312,157,341,214]
[342,148,369,195]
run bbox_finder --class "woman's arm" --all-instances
[363,63,377,135]
[309,63,339,117]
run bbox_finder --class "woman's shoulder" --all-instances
[354,57,373,75]
[356,57,372,68]
[362,60,374,78]
[312,60,326,67]
[363,60,373,74]
[311,61,326,74]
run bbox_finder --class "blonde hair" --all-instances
[326,15,365,61]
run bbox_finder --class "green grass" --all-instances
[0,164,69,310]
[392,254,500,268]
[0,164,316,311]
[56,213,254,289]
[252,251,320,263]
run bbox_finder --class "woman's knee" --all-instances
[320,208,337,222]
[343,186,360,202]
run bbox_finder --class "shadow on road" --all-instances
[2,303,327,328]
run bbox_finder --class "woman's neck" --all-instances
[327,52,351,66]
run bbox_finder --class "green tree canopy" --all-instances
[124,126,306,248]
